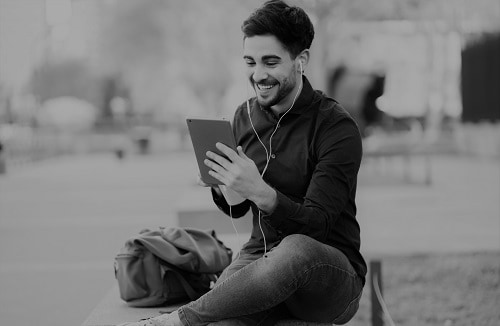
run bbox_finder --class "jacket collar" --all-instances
[287,76,315,115]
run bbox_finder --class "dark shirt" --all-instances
[212,77,367,281]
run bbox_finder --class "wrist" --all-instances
[250,182,277,214]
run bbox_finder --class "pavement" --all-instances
[0,150,499,326]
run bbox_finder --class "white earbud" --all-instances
[247,99,251,117]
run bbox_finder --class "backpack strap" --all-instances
[168,268,203,301]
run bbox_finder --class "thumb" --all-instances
[237,146,248,159]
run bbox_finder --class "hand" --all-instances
[204,144,260,197]
[218,185,245,205]
[196,173,222,196]
[204,143,277,212]
[196,173,210,187]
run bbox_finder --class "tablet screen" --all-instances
[186,118,237,185]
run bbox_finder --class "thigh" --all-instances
[216,250,261,286]
[269,235,363,323]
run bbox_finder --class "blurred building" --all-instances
[461,33,500,123]
[0,0,107,120]
[322,14,499,135]
[0,0,499,158]
[0,0,45,92]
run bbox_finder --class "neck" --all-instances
[270,80,303,117]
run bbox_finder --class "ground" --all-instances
[0,151,498,326]
[348,251,500,326]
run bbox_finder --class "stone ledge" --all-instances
[82,285,333,326]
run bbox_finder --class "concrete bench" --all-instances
[363,136,433,185]
[83,187,334,326]
[82,284,333,326]
[82,284,182,326]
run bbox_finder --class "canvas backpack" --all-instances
[114,227,233,307]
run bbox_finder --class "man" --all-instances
[122,1,366,325]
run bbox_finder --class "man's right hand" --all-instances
[197,173,223,196]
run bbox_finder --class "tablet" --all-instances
[186,117,237,185]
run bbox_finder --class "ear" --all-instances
[295,49,309,73]
[296,49,310,72]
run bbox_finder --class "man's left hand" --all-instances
[204,143,277,213]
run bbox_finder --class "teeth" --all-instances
[258,84,274,90]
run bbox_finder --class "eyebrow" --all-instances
[243,55,282,61]
[262,55,282,61]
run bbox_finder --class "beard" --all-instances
[252,75,297,109]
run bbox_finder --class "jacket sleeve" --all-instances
[261,117,362,242]
[211,187,251,218]
[210,103,252,219]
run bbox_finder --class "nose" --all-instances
[252,64,268,83]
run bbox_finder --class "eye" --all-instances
[244,59,255,66]
[265,61,279,67]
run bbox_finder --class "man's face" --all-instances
[243,35,299,109]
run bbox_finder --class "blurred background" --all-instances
[0,0,499,159]
[0,1,499,326]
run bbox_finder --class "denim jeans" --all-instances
[178,234,363,326]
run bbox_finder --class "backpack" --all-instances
[114,227,233,307]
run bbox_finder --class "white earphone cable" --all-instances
[228,205,240,262]
[246,63,304,255]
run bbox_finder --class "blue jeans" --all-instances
[178,234,363,326]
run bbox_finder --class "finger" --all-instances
[206,151,231,170]
[236,146,249,159]
[204,157,225,174]
[237,147,255,165]
[215,143,239,162]
[213,185,223,196]
[197,174,212,187]
[208,169,227,185]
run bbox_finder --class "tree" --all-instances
[97,0,252,123]
[30,59,99,106]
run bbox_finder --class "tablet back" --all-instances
[186,118,237,185]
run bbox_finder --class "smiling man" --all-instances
[243,36,304,113]
[120,1,366,325]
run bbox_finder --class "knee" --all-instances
[280,234,312,248]
[273,234,317,264]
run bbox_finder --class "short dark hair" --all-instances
[241,0,315,58]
